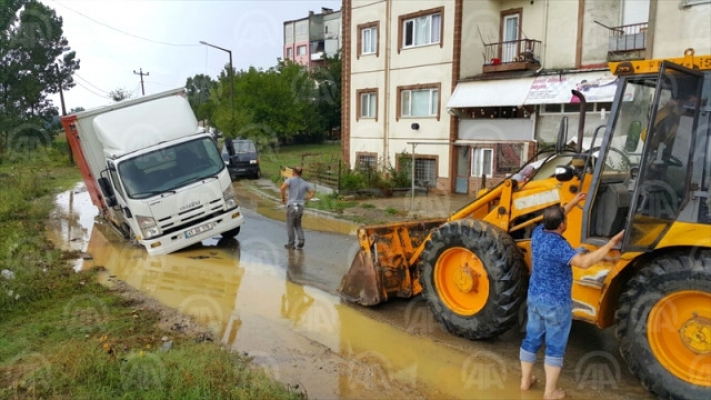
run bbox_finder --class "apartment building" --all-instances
[342,0,711,194]
[283,8,342,69]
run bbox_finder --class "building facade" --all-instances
[284,8,342,69]
[342,0,711,194]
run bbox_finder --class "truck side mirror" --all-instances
[98,177,117,208]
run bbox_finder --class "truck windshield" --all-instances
[118,137,224,199]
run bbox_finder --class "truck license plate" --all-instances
[184,222,213,238]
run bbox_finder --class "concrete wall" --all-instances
[654,0,711,57]
[581,0,620,67]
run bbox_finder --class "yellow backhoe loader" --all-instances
[339,49,711,399]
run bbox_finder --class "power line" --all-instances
[49,0,201,47]
[74,73,110,94]
[73,81,110,99]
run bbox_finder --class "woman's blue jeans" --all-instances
[520,300,572,368]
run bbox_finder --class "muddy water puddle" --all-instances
[49,185,650,399]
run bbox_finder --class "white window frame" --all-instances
[297,45,307,56]
[357,154,377,171]
[502,14,520,63]
[403,13,441,48]
[286,48,293,58]
[360,92,376,119]
[401,88,438,117]
[362,26,378,55]
[471,148,494,178]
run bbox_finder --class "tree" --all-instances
[311,51,342,141]
[0,0,80,154]
[185,74,215,124]
[109,88,131,102]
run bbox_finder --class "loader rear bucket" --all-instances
[338,219,446,306]
[338,248,382,306]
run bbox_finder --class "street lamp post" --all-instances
[199,40,234,147]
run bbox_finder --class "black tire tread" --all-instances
[615,250,711,400]
[419,219,528,340]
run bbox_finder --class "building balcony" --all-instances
[606,22,647,61]
[482,39,541,73]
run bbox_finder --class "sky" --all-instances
[40,0,340,111]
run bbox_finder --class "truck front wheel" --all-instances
[615,251,711,399]
[419,219,528,340]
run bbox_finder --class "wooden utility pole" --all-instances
[55,63,72,164]
[133,68,149,95]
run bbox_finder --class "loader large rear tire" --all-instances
[615,251,711,400]
[419,219,528,340]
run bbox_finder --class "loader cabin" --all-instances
[578,57,710,250]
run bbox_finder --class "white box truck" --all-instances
[61,88,244,255]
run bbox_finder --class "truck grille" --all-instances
[158,199,225,235]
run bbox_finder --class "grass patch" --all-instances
[0,145,303,399]
[385,207,399,215]
[360,203,375,209]
[258,143,341,180]
[308,193,357,214]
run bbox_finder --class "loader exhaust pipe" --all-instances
[571,89,586,153]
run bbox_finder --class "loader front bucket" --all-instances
[338,248,382,306]
[338,219,447,306]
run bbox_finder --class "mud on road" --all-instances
[48,183,654,400]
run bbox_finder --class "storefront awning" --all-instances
[447,77,535,108]
[447,71,620,109]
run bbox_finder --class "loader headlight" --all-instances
[136,215,161,239]
[223,186,239,210]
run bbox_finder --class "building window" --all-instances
[356,153,377,171]
[362,27,377,54]
[399,84,440,119]
[471,148,493,178]
[357,21,380,59]
[400,8,443,50]
[357,89,377,120]
[286,48,293,58]
[297,45,307,56]
[400,157,437,187]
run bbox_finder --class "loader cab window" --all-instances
[624,65,703,250]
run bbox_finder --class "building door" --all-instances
[455,146,470,194]
[502,13,520,63]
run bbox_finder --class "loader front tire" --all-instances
[615,251,711,400]
[419,219,528,340]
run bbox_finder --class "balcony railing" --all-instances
[607,22,647,53]
[483,39,542,73]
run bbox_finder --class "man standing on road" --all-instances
[280,167,315,250]
[520,193,624,400]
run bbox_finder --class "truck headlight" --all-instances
[223,187,238,210]
[136,215,161,239]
